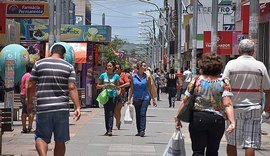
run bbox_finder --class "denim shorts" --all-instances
[35,111,70,143]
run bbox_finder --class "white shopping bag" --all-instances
[163,129,186,156]
[124,105,134,124]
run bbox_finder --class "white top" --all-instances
[183,70,192,82]
[223,55,270,111]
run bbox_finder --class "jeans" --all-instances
[189,111,225,156]
[104,97,117,132]
[168,87,176,107]
[134,99,149,133]
[156,83,160,100]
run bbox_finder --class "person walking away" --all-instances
[27,44,81,156]
[153,68,161,101]
[127,61,156,137]
[96,61,120,136]
[223,39,270,156]
[166,68,179,108]
[175,53,235,156]
[114,63,130,130]
[182,67,192,95]
[176,69,184,101]
[20,63,35,133]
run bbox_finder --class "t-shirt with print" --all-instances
[99,72,120,97]
[119,72,129,94]
[29,57,76,114]
[185,76,233,117]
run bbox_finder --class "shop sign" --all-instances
[6,2,49,19]
[186,5,233,14]
[0,3,6,33]
[203,31,233,55]
[25,24,112,42]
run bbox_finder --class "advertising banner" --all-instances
[6,2,49,19]
[0,3,6,33]
[21,42,43,63]
[25,24,112,42]
[203,31,233,55]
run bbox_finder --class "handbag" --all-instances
[177,76,199,123]
[163,129,186,156]
[96,89,109,107]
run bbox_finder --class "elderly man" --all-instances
[223,39,270,156]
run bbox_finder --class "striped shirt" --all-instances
[29,57,76,114]
[223,55,270,109]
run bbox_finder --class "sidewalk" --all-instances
[1,94,270,155]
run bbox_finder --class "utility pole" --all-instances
[102,13,105,66]
[177,0,182,73]
[191,0,198,75]
[249,0,259,59]
[49,0,54,47]
[56,0,62,42]
[211,0,218,53]
[165,0,170,72]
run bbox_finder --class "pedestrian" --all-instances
[153,68,161,101]
[20,62,35,133]
[166,68,179,108]
[127,61,156,137]
[182,67,192,95]
[27,44,81,156]
[223,39,270,156]
[96,61,120,136]
[114,63,130,130]
[175,53,235,156]
[176,69,184,101]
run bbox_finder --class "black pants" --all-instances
[104,97,117,133]
[168,87,176,106]
[189,111,225,156]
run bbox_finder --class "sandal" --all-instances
[28,128,35,133]
[21,129,28,133]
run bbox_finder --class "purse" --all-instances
[177,76,199,123]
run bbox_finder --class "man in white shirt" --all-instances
[223,39,270,156]
[182,67,192,94]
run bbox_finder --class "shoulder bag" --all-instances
[177,76,199,123]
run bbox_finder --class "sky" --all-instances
[90,0,164,44]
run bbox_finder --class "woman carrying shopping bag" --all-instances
[96,61,120,136]
[175,53,235,156]
[114,63,130,129]
[127,61,156,137]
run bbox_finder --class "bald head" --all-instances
[238,39,255,55]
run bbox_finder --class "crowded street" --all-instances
[1,93,270,156]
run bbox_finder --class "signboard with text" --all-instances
[0,3,6,33]
[5,2,49,19]
[25,24,111,42]
[203,31,233,55]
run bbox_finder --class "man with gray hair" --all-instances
[223,39,270,156]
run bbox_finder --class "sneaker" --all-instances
[135,133,140,136]
[107,131,112,136]
[139,131,145,137]
[104,132,108,136]
[21,129,28,133]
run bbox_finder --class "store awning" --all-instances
[243,0,270,5]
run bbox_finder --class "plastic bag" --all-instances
[96,89,109,107]
[124,105,134,124]
[163,129,186,156]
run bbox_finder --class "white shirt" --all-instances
[223,55,270,111]
[183,70,192,82]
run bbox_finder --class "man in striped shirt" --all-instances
[223,39,270,156]
[27,44,81,156]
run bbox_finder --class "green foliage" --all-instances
[100,36,130,69]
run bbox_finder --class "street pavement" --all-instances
[1,93,270,156]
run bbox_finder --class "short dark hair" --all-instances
[51,45,66,55]
[200,53,223,76]
[136,61,146,69]
[26,63,33,73]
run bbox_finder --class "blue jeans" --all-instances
[104,97,117,132]
[134,99,149,133]
[35,111,70,143]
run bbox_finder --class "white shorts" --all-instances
[225,108,262,149]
